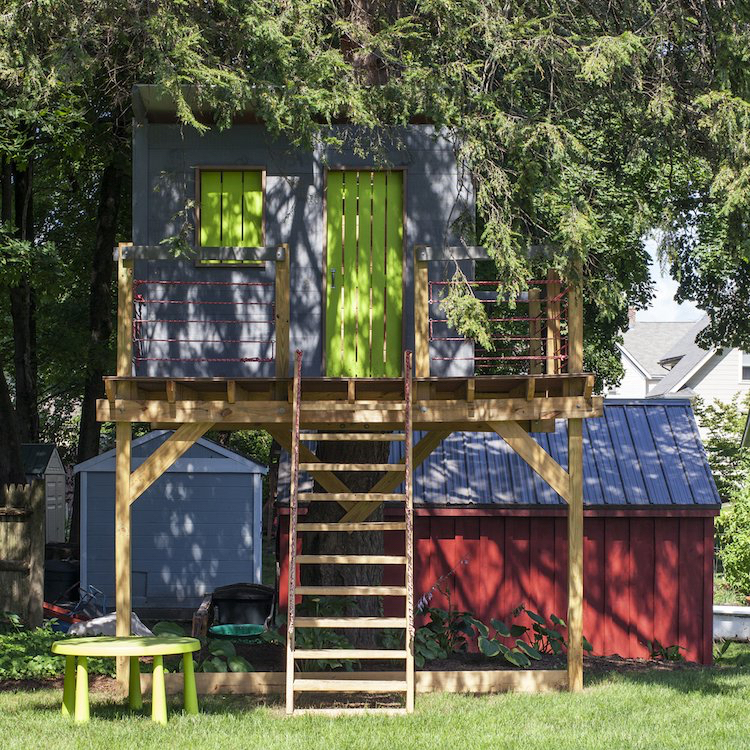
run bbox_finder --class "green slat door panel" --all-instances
[242,171,263,246]
[384,171,404,376]
[222,171,244,246]
[356,173,373,377]
[200,171,222,246]
[370,172,387,377]
[326,171,344,376]
[326,169,402,377]
[342,173,358,376]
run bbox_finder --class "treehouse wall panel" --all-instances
[278,510,715,664]
[132,122,474,377]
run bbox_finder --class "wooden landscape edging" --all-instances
[141,669,566,697]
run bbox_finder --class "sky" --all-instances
[637,238,701,323]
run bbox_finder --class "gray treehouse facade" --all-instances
[130,85,475,379]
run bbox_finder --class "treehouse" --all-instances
[98,85,602,714]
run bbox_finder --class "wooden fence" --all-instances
[0,481,45,626]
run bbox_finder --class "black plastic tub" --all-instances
[212,583,274,625]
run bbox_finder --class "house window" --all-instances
[742,352,750,381]
[199,169,264,247]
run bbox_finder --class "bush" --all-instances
[0,622,114,680]
[718,481,750,595]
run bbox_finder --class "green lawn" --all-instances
[3,657,750,750]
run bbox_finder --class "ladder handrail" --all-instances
[285,349,303,714]
[404,349,415,712]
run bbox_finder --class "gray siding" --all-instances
[85,470,259,608]
[133,122,475,377]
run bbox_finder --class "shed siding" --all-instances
[86,471,258,608]
[134,123,474,378]
[279,510,715,664]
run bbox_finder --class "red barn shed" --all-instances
[278,398,719,664]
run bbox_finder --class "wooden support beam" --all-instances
[567,417,584,692]
[115,421,132,688]
[567,260,584,374]
[488,421,570,503]
[129,422,214,504]
[166,381,176,404]
[414,249,430,377]
[116,243,134,378]
[339,430,451,523]
[226,380,236,404]
[546,270,561,376]
[528,288,542,375]
[275,245,290,379]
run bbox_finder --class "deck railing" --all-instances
[414,245,583,378]
[115,243,289,378]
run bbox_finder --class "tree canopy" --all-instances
[0,1,749,483]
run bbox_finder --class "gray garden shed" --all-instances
[75,431,266,609]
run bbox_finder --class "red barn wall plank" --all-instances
[277,509,714,664]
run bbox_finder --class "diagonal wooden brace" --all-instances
[487,420,571,503]
[130,422,214,504]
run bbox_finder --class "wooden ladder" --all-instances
[285,351,415,715]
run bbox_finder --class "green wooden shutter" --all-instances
[326,170,403,377]
[200,170,264,247]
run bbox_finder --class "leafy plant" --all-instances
[713,639,731,664]
[479,606,593,668]
[414,608,488,668]
[0,621,114,680]
[200,640,253,673]
[645,640,684,662]
[717,481,750,595]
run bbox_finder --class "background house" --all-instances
[611,314,750,407]
[279,398,719,663]
[76,431,266,611]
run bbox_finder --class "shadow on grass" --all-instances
[585,661,750,697]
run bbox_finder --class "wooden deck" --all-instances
[98,373,601,430]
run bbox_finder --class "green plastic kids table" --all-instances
[51,636,200,724]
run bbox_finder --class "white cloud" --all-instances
[637,238,701,323]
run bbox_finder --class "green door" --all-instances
[325,170,403,377]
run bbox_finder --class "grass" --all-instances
[4,656,750,750]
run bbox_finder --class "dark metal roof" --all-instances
[20,444,57,477]
[279,399,720,507]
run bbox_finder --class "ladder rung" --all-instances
[293,707,408,716]
[293,649,408,660]
[297,522,407,532]
[296,554,406,565]
[298,493,405,503]
[295,585,407,596]
[294,616,407,628]
[293,679,407,693]
[300,463,405,472]
[301,433,405,442]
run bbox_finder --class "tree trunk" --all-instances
[70,155,125,545]
[300,441,391,648]
[10,161,39,442]
[0,159,25,486]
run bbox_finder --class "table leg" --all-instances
[182,654,198,715]
[151,655,168,725]
[129,655,142,710]
[61,655,76,718]
[74,656,90,723]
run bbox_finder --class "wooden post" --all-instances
[115,421,132,688]
[567,260,584,692]
[115,242,134,688]
[414,248,430,378]
[275,244,290,379]
[26,481,44,627]
[545,270,561,375]
[528,288,542,375]
[117,243,134,379]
